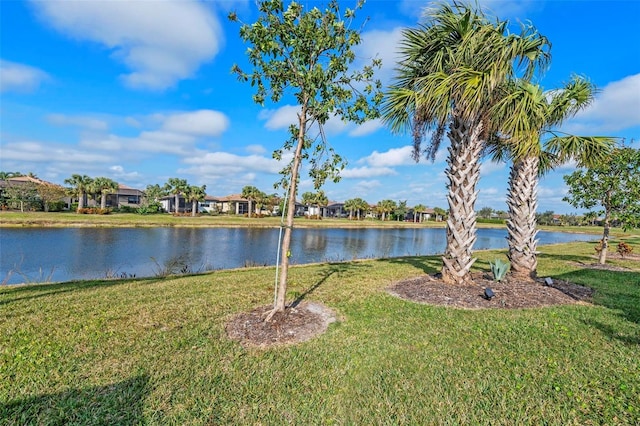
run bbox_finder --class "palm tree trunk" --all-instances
[101,193,107,210]
[248,200,253,218]
[506,156,539,280]
[174,194,179,214]
[273,104,307,314]
[441,116,483,285]
[78,191,85,212]
[192,200,197,217]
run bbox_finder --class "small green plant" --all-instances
[617,241,634,258]
[489,258,510,282]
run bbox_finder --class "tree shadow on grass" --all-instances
[555,268,640,344]
[1,375,149,425]
[537,251,597,266]
[384,256,442,275]
[0,277,162,307]
[291,262,371,307]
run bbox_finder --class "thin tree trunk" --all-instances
[192,200,197,217]
[273,104,307,314]
[506,156,539,280]
[598,208,611,264]
[441,116,483,285]
[248,200,253,218]
[174,194,180,214]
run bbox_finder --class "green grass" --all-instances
[0,211,447,229]
[1,240,639,425]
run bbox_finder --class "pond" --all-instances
[0,227,598,285]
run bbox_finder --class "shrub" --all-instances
[617,242,634,258]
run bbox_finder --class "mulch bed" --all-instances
[226,273,596,348]
[226,301,336,349]
[387,272,594,310]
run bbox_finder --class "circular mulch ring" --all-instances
[226,301,337,348]
[388,272,594,310]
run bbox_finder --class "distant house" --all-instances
[323,201,345,218]
[215,194,249,215]
[106,184,144,208]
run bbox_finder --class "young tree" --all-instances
[382,2,549,285]
[394,200,408,221]
[344,198,358,220]
[143,184,167,212]
[230,0,382,315]
[64,174,93,212]
[36,183,67,212]
[563,147,640,264]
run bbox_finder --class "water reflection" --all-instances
[0,227,598,285]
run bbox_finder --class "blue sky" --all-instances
[1,0,639,214]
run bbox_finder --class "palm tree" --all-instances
[344,198,358,220]
[92,177,119,209]
[376,199,396,221]
[413,203,427,223]
[315,190,328,218]
[382,2,549,285]
[489,76,615,280]
[164,178,189,214]
[185,185,207,217]
[64,174,93,212]
[241,185,262,218]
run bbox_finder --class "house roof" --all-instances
[116,184,144,196]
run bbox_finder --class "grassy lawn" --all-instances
[1,238,639,424]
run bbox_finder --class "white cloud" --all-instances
[480,160,505,176]
[109,165,141,180]
[357,27,404,84]
[47,113,108,131]
[0,60,49,93]
[352,180,381,195]
[259,105,299,130]
[349,119,384,137]
[359,145,415,167]
[161,110,229,136]
[30,0,222,90]
[2,141,113,163]
[180,151,283,177]
[341,166,397,179]
[246,144,267,155]
[568,74,640,133]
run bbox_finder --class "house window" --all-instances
[127,196,139,204]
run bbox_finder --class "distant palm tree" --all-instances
[185,185,207,217]
[413,203,427,223]
[344,198,358,220]
[92,177,119,209]
[164,178,189,214]
[64,174,94,212]
[489,76,615,280]
[382,2,549,285]
[241,185,262,218]
[376,199,396,221]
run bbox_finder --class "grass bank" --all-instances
[1,239,639,424]
[0,211,445,229]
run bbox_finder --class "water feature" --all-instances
[0,227,598,285]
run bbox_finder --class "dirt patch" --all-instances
[388,272,594,310]
[226,301,337,348]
